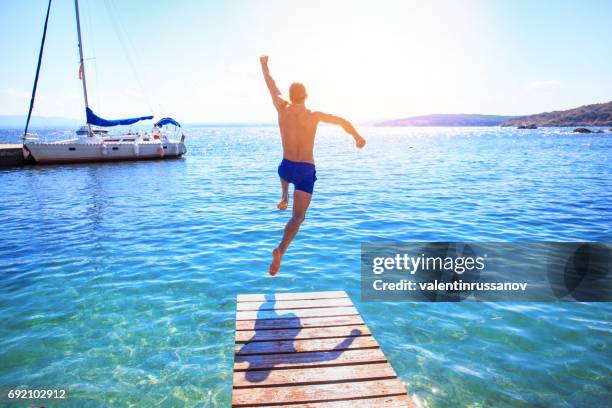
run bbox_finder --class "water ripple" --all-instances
[0,126,611,407]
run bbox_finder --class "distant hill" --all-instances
[502,101,612,127]
[375,114,516,127]
[0,115,82,128]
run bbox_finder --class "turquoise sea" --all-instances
[0,126,611,407]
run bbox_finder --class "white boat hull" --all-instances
[25,140,187,164]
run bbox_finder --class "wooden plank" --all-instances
[233,362,396,388]
[232,292,410,407]
[237,298,354,311]
[238,291,348,302]
[236,325,370,343]
[256,395,413,408]
[235,335,379,355]
[232,378,406,407]
[236,315,365,331]
[234,348,387,371]
[236,306,358,321]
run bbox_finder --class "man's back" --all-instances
[278,104,318,164]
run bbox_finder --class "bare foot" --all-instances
[277,197,288,211]
[269,248,283,276]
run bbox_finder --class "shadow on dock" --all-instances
[235,294,361,382]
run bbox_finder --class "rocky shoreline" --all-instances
[502,101,612,127]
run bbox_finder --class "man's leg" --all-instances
[270,189,312,276]
[277,178,289,211]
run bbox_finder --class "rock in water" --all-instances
[573,128,592,133]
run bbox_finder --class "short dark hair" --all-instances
[289,82,307,104]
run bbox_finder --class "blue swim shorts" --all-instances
[278,158,317,194]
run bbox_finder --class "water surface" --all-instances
[0,126,611,407]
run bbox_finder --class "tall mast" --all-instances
[23,0,53,144]
[74,0,92,135]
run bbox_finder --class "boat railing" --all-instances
[23,131,77,144]
[23,134,40,141]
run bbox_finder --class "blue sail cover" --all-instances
[154,117,181,127]
[86,107,153,127]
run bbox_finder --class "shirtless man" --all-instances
[260,55,366,276]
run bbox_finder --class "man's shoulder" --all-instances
[307,109,322,119]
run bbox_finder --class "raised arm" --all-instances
[315,112,366,148]
[260,55,288,111]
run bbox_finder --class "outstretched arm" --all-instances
[260,55,288,111]
[315,112,366,148]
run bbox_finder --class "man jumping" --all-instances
[260,55,366,276]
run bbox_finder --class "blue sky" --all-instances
[1,0,611,123]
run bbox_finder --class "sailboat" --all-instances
[23,0,187,164]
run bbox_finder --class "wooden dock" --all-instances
[232,291,413,407]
